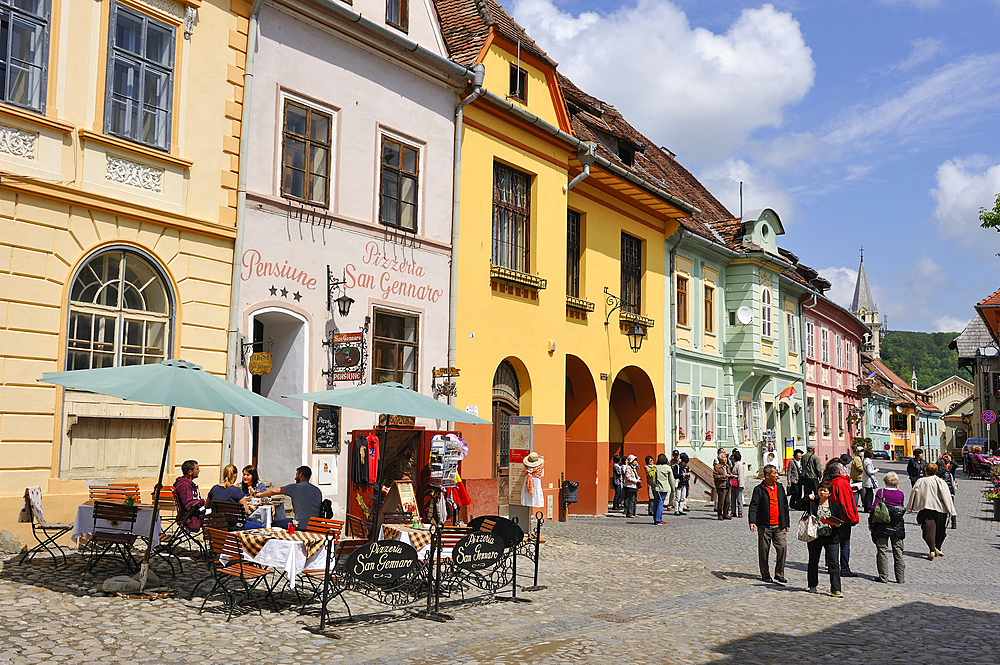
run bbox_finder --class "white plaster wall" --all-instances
[248,5,458,245]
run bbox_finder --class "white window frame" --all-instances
[702,397,715,444]
[806,320,815,358]
[105,1,175,151]
[717,397,730,445]
[821,327,829,364]
[786,312,797,353]
[739,399,752,442]
[760,285,772,338]
[676,394,689,441]
[836,334,843,368]
[822,399,830,435]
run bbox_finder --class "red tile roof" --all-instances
[977,287,1000,308]
[433,0,555,68]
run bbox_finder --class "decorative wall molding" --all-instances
[106,155,164,192]
[139,0,185,20]
[0,124,37,159]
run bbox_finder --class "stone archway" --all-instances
[609,366,657,507]
[492,357,530,516]
[564,355,599,514]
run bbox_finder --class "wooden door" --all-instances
[493,401,516,514]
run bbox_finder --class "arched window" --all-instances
[491,360,520,478]
[760,286,772,338]
[66,248,172,369]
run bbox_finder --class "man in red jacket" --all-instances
[827,461,859,576]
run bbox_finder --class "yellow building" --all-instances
[436,0,697,516]
[0,0,248,546]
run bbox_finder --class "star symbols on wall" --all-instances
[293,291,302,302]
[269,285,277,296]
[280,287,289,298]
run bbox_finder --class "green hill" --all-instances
[880,331,963,390]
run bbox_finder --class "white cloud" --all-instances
[825,54,1000,153]
[817,266,859,310]
[698,159,795,222]
[894,37,944,72]
[930,156,1000,250]
[508,0,816,164]
[933,315,969,333]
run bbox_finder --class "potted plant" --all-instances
[677,426,685,440]
[704,431,713,442]
[986,467,1000,521]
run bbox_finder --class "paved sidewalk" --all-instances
[1,462,997,664]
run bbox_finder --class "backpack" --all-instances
[871,492,890,524]
[320,499,333,519]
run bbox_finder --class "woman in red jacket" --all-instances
[824,460,859,577]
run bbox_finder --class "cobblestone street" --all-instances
[2,462,998,664]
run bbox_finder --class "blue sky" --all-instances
[506,0,1000,333]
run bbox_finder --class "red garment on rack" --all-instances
[366,433,380,484]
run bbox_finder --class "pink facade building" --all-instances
[802,295,869,463]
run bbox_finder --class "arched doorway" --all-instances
[492,359,529,514]
[565,355,598,514]
[609,366,657,508]
[251,308,308,486]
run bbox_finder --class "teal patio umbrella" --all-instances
[39,359,305,589]
[284,382,491,425]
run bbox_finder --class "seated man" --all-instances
[259,465,323,530]
[174,459,206,531]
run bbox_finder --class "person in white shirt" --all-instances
[861,449,879,513]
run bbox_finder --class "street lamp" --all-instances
[334,292,354,318]
[626,322,645,353]
[327,265,353,317]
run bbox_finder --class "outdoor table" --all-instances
[379,524,437,558]
[246,501,287,529]
[71,501,161,548]
[233,528,326,589]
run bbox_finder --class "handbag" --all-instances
[871,492,891,524]
[796,512,819,542]
[729,478,738,487]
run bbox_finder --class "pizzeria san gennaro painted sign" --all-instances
[452,532,505,571]
[346,540,418,585]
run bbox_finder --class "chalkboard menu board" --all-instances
[313,404,341,453]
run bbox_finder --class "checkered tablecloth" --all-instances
[236,528,326,559]
[380,524,432,552]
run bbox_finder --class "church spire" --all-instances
[851,249,877,316]
[853,249,882,359]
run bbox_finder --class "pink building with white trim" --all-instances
[802,294,869,463]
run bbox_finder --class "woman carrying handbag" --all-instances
[803,480,849,597]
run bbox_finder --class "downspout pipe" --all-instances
[564,142,597,192]
[668,229,685,453]
[222,0,266,468]
[446,65,485,408]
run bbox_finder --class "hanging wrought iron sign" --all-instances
[247,352,272,375]
[452,532,505,571]
[346,540,418,586]
[324,331,365,383]
[856,384,872,398]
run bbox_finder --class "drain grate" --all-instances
[592,612,630,623]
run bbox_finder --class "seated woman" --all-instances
[208,464,264,529]
[241,466,267,496]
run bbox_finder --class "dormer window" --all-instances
[508,64,527,104]
[617,142,635,167]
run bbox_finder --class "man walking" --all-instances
[787,449,803,506]
[748,464,789,584]
[907,449,926,487]
[800,443,822,502]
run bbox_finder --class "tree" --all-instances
[981,193,1000,232]
[980,193,1000,256]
